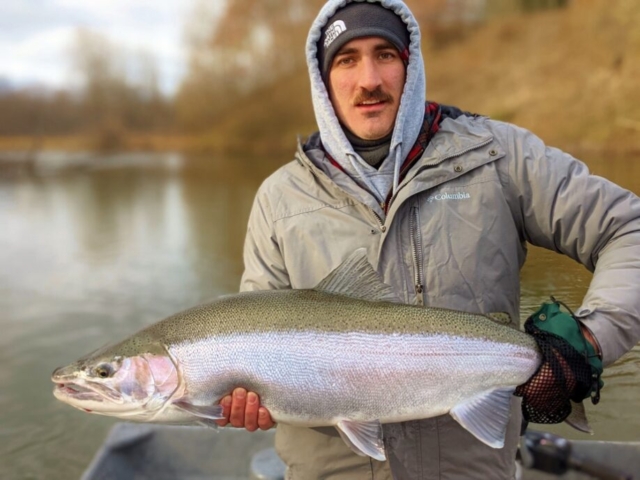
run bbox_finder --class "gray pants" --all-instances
[275,403,522,480]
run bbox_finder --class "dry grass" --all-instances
[425,0,640,154]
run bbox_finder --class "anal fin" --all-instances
[336,419,386,461]
[450,388,514,448]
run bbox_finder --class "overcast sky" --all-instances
[0,0,198,95]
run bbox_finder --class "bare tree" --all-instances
[68,29,172,147]
[176,0,325,131]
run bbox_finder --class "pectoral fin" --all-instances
[336,419,386,461]
[450,388,514,448]
[196,418,221,429]
[174,400,225,421]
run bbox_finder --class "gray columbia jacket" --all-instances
[240,0,640,479]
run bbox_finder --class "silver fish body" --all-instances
[161,289,540,424]
[52,250,547,460]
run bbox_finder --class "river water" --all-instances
[0,151,638,480]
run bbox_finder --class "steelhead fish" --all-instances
[51,249,588,461]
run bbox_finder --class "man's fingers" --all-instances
[216,395,232,427]
[217,389,274,431]
[258,407,276,430]
[229,388,247,428]
[244,392,260,432]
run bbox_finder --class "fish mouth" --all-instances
[53,382,105,403]
[53,384,98,413]
[53,382,121,412]
[55,382,91,395]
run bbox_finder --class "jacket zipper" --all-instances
[410,206,424,306]
[405,138,494,305]
[298,141,497,306]
[369,208,387,233]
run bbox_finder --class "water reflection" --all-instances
[0,152,275,479]
[0,151,638,479]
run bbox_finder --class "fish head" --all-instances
[52,343,180,419]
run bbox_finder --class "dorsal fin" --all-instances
[314,249,400,303]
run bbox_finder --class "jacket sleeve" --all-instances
[502,123,640,366]
[239,184,291,293]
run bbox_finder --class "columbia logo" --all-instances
[427,192,471,203]
[324,20,347,48]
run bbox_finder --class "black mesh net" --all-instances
[514,318,595,424]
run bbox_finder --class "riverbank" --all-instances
[1,0,638,157]
[2,130,638,160]
[0,133,195,154]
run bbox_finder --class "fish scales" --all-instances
[135,289,537,347]
[128,290,540,424]
[171,326,539,425]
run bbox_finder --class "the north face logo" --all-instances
[324,20,347,48]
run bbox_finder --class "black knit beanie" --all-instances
[317,2,410,81]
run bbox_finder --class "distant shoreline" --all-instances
[1,133,638,158]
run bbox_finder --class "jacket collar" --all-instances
[385,115,504,223]
[296,114,504,219]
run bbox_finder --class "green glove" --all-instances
[528,299,603,402]
[515,298,603,425]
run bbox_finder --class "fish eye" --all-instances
[94,363,114,378]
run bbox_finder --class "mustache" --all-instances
[352,87,393,106]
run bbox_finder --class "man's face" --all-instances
[328,36,406,140]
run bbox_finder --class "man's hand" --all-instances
[515,351,575,413]
[515,300,604,424]
[519,326,600,406]
[215,388,276,431]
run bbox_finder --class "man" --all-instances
[216,0,640,478]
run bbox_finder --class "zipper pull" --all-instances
[416,283,424,306]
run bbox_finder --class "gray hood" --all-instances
[306,0,426,203]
